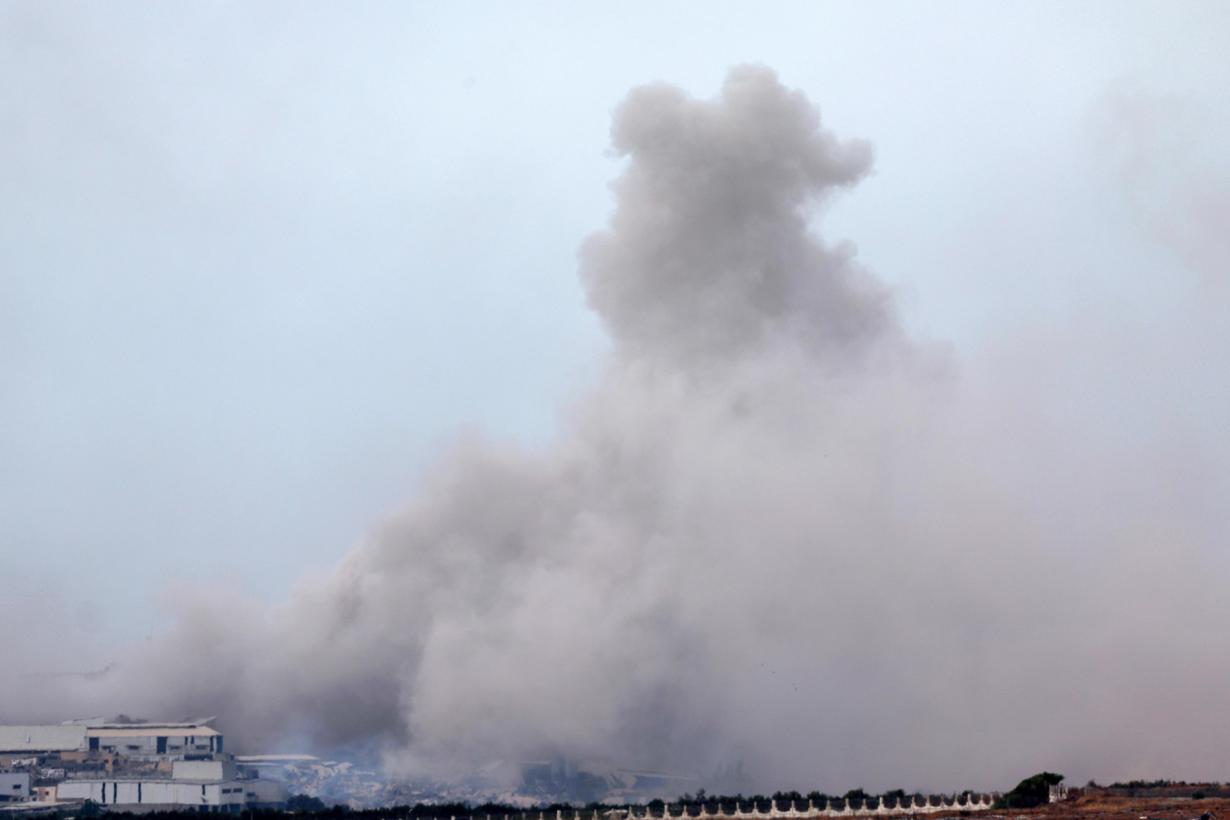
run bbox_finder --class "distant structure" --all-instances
[0,718,286,814]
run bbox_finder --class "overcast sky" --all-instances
[3,0,1228,692]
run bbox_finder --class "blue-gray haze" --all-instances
[3,1,1230,795]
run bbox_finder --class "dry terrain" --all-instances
[985,793,1226,820]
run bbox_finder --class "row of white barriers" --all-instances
[621,797,998,818]
[458,796,998,820]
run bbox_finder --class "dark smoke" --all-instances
[13,66,1230,793]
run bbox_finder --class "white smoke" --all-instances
[14,65,1230,793]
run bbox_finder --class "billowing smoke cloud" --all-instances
[581,68,886,366]
[13,65,1230,793]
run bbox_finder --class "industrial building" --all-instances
[0,774,31,804]
[56,761,248,813]
[0,726,88,758]
[85,722,223,758]
[0,720,222,761]
[0,719,285,814]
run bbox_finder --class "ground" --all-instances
[997,792,1226,820]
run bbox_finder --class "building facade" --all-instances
[56,778,247,813]
[85,725,222,759]
[0,720,281,813]
[0,774,31,803]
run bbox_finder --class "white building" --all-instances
[85,724,223,759]
[1,720,261,813]
[57,779,247,813]
[55,759,252,812]
[0,774,31,803]
[0,727,87,757]
[57,763,247,814]
[0,722,222,762]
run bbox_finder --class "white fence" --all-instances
[461,796,998,820]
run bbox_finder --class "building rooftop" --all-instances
[0,726,87,754]
[85,726,220,738]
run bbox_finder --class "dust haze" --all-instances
[8,66,1230,793]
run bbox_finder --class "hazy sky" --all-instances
[3,2,1230,787]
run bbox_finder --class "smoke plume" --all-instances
[14,65,1230,793]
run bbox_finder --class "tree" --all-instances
[997,773,1064,809]
[287,794,328,813]
[772,792,803,810]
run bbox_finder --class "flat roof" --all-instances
[0,726,87,753]
[0,803,76,815]
[86,726,220,738]
[59,777,242,785]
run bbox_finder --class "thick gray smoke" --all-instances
[14,66,1230,792]
[580,68,886,366]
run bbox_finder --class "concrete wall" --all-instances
[173,760,238,781]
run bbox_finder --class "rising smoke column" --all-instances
[30,65,1230,792]
[241,62,914,777]
[37,62,917,782]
